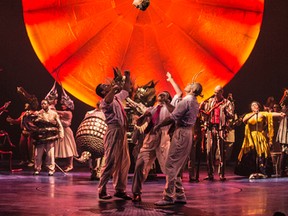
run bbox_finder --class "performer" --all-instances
[84,101,106,181]
[276,89,288,177]
[187,111,204,182]
[153,82,203,206]
[6,102,34,166]
[0,101,11,115]
[31,99,64,176]
[54,89,78,172]
[45,81,58,111]
[0,101,15,149]
[95,69,132,200]
[237,101,286,178]
[131,72,182,202]
[202,85,234,181]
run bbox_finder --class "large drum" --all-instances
[75,115,107,159]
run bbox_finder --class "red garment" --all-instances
[211,106,220,124]
[152,105,162,125]
[115,97,127,127]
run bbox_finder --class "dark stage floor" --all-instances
[0,161,287,216]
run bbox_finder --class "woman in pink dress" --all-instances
[55,90,78,172]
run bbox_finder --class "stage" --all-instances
[0,162,287,216]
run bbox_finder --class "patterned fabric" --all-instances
[238,112,273,161]
[276,111,288,144]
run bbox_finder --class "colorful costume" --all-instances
[31,106,64,175]
[237,112,274,176]
[204,97,234,180]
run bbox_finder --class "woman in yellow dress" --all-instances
[237,101,286,177]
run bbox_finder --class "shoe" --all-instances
[132,194,141,202]
[154,199,174,206]
[48,171,54,176]
[27,163,34,167]
[18,161,26,165]
[189,178,199,183]
[114,192,132,200]
[219,176,226,181]
[175,196,187,204]
[90,170,100,181]
[204,176,214,181]
[33,171,39,175]
[99,193,112,200]
[64,167,73,172]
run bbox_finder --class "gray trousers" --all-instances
[34,142,55,173]
[132,129,170,194]
[98,125,130,195]
[163,126,193,200]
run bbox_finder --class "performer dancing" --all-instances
[153,82,203,206]
[202,85,234,181]
[95,69,132,200]
[55,88,78,172]
[0,101,15,148]
[237,101,285,178]
[6,103,34,166]
[131,72,182,202]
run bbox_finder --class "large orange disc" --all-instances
[22,0,264,106]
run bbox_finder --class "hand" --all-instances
[135,122,148,134]
[112,85,121,94]
[166,72,172,81]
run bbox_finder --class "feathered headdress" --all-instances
[45,81,58,104]
[60,87,74,110]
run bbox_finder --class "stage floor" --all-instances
[0,163,287,216]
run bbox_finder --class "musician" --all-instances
[131,72,182,202]
[95,70,132,200]
[202,85,234,181]
[32,99,64,176]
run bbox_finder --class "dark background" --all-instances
[0,0,287,161]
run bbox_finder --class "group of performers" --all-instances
[1,84,78,176]
[0,69,287,206]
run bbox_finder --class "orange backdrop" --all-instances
[22,0,264,107]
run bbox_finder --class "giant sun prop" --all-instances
[22,0,264,106]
